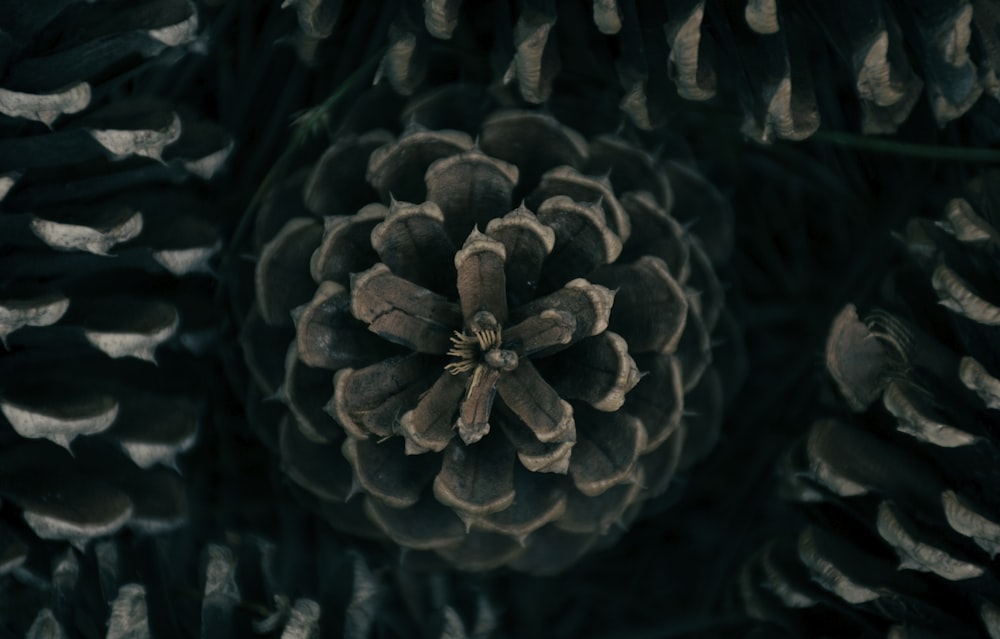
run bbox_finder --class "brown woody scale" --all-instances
[742,176,1000,637]
[240,84,740,573]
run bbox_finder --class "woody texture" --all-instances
[237,84,740,573]
[743,174,1000,638]
[0,0,235,633]
[286,0,1000,140]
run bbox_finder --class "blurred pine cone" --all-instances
[0,0,232,629]
[2,525,496,638]
[742,174,1000,637]
[235,82,741,573]
[283,0,1000,140]
[184,530,500,639]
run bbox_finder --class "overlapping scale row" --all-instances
[0,0,232,628]
[238,83,740,572]
[742,176,1000,638]
[282,0,998,140]
[1,522,497,639]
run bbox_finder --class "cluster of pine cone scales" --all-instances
[11,0,1000,636]
[0,0,233,632]
[238,84,739,572]
[743,176,1000,638]
[287,0,1000,139]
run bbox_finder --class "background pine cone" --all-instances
[742,174,1000,638]
[0,0,232,630]
[282,0,1000,140]
[2,496,497,638]
[234,82,741,573]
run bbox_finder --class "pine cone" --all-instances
[0,0,231,623]
[237,83,738,573]
[4,528,499,639]
[742,175,1000,637]
[283,1,999,139]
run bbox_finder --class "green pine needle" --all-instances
[220,47,387,285]
[810,129,1000,162]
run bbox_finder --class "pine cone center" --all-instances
[444,311,520,445]
[447,310,519,374]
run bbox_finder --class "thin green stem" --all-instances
[247,44,387,218]
[808,129,1000,163]
[676,102,999,162]
[218,47,387,316]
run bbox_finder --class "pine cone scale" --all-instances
[591,257,689,354]
[284,349,345,443]
[472,468,567,537]
[477,111,588,200]
[255,217,322,326]
[494,360,575,446]
[544,331,641,412]
[433,436,517,516]
[363,493,466,550]
[454,230,509,324]
[329,354,437,440]
[502,309,576,358]
[530,168,631,243]
[370,200,456,292]
[625,353,684,452]
[350,262,461,354]
[294,281,387,371]
[424,151,519,242]
[569,408,646,497]
[536,197,623,289]
[343,437,436,509]
[400,371,465,454]
[499,406,574,474]
[310,205,386,283]
[367,130,474,204]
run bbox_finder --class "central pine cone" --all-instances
[241,85,734,573]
